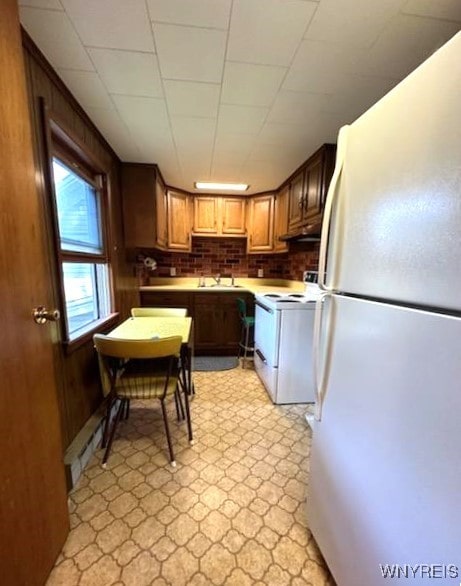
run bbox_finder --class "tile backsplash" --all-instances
[134,237,320,283]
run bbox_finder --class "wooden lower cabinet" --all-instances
[194,292,253,355]
[140,290,253,355]
[139,291,192,313]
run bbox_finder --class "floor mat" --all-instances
[193,356,239,371]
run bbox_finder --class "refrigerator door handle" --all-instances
[318,125,349,292]
[313,294,336,421]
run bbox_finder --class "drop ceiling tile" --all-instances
[85,106,140,161]
[60,0,154,51]
[214,132,257,155]
[401,0,461,22]
[57,70,113,109]
[112,95,170,134]
[147,0,231,29]
[221,62,287,107]
[228,0,317,66]
[88,49,163,97]
[19,0,62,9]
[282,38,372,93]
[218,104,268,134]
[324,75,398,118]
[19,7,93,70]
[304,0,404,48]
[164,81,220,117]
[170,117,216,150]
[268,90,332,124]
[209,162,245,183]
[359,14,461,79]
[153,24,226,82]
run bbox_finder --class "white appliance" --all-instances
[254,287,322,404]
[309,32,461,586]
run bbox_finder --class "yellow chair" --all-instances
[93,334,193,467]
[131,307,187,317]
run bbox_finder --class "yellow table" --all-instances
[107,316,194,442]
[109,316,192,343]
[109,316,194,397]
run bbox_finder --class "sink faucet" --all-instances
[213,273,221,285]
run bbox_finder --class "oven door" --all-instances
[254,301,280,367]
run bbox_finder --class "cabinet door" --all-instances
[247,194,275,253]
[221,198,246,235]
[221,294,244,350]
[288,172,304,231]
[304,153,323,220]
[193,197,218,234]
[155,177,168,249]
[274,186,289,253]
[121,164,156,247]
[194,294,222,352]
[167,190,192,251]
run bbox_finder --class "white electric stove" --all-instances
[254,286,324,404]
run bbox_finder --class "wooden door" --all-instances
[221,197,246,235]
[247,194,274,252]
[273,186,289,253]
[193,196,218,234]
[0,2,69,584]
[167,190,192,251]
[287,171,304,231]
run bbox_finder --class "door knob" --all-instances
[33,306,61,324]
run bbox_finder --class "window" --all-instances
[51,155,112,341]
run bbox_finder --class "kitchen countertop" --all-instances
[140,277,305,295]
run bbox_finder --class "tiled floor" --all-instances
[47,366,334,586]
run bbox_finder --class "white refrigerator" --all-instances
[308,32,461,586]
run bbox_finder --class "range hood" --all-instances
[279,219,322,242]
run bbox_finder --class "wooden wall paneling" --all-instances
[22,32,134,450]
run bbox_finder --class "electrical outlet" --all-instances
[257,268,264,278]
[170,267,176,276]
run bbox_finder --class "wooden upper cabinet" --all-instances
[287,143,336,234]
[121,164,157,248]
[193,197,218,234]
[155,176,168,249]
[221,198,246,235]
[167,190,192,251]
[192,196,245,236]
[288,171,304,231]
[247,194,275,253]
[274,186,289,253]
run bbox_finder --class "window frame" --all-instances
[45,114,118,350]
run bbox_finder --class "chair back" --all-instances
[94,334,182,403]
[94,334,182,359]
[236,297,247,320]
[131,307,187,317]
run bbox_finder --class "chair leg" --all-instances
[182,385,194,446]
[101,394,116,449]
[124,399,130,420]
[174,388,185,421]
[243,324,250,369]
[102,399,124,468]
[160,399,176,467]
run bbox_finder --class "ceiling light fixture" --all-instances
[194,181,249,192]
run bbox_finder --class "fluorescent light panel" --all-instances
[194,181,249,191]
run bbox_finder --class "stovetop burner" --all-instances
[258,288,323,310]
